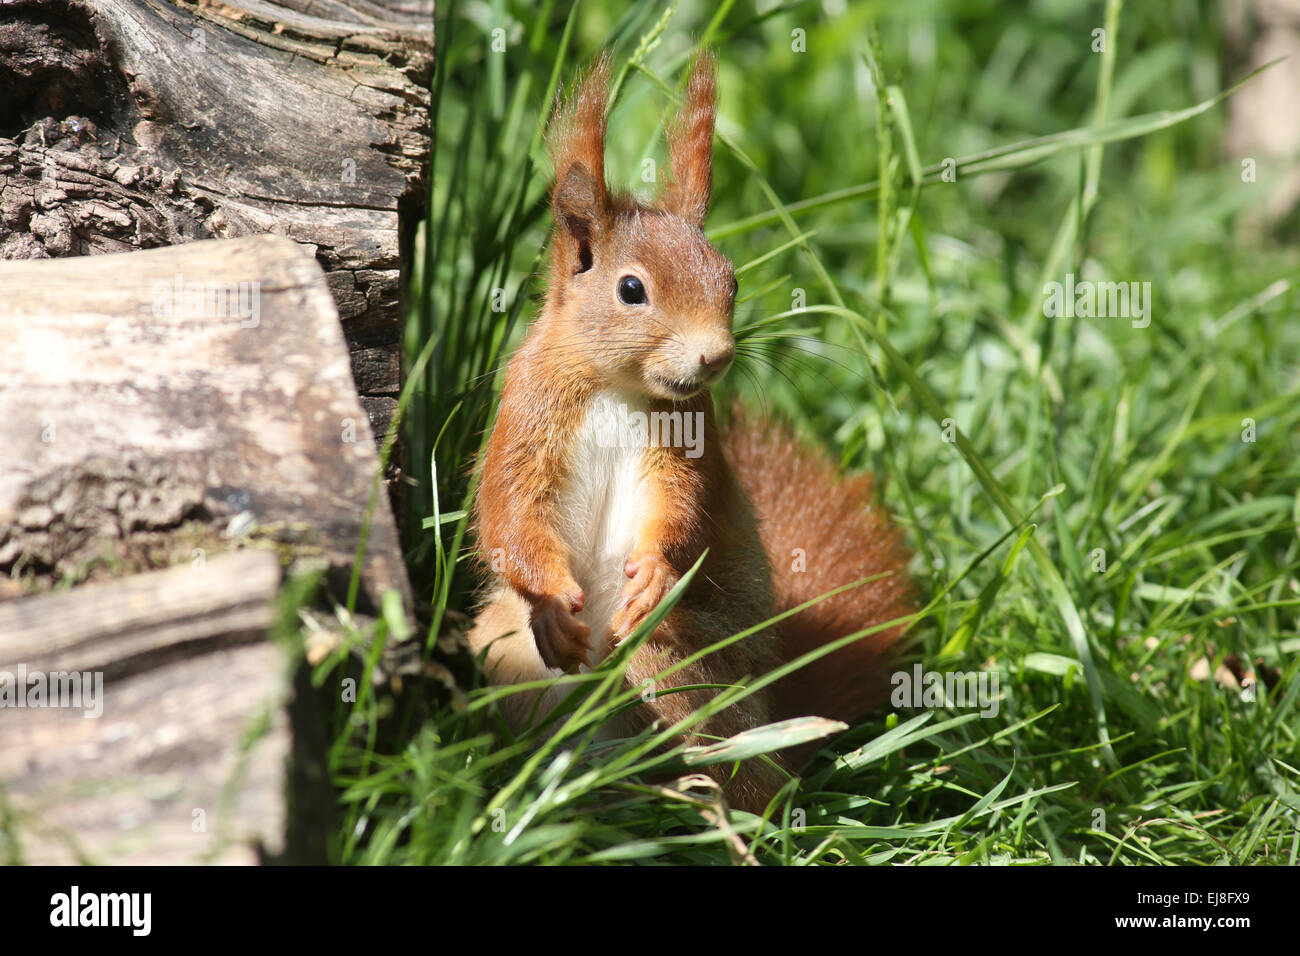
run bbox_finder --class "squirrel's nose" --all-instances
[699,342,735,373]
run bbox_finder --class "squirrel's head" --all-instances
[543,51,735,401]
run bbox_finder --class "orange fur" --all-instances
[662,50,716,226]
[547,53,611,213]
[724,411,915,726]
[468,50,915,813]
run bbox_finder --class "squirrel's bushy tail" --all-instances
[724,410,915,726]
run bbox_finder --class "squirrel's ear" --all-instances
[662,51,716,228]
[548,54,612,274]
[553,162,603,273]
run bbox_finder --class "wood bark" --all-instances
[0,0,434,453]
[0,234,411,610]
[0,550,322,864]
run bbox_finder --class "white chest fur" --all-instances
[556,390,650,658]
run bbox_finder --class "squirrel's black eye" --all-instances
[617,275,647,305]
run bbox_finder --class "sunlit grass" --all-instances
[315,0,1300,865]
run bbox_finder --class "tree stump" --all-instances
[0,234,410,609]
[0,234,414,863]
[0,0,434,460]
[0,550,315,865]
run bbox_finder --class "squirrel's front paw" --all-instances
[530,590,593,672]
[610,553,677,640]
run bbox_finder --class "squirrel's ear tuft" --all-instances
[548,53,612,272]
[661,50,716,228]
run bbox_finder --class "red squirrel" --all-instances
[468,51,914,812]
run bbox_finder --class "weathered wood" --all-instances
[0,0,434,448]
[0,550,304,864]
[0,545,281,676]
[0,234,410,610]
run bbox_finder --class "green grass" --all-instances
[313,0,1300,864]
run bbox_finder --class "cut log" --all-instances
[0,234,411,610]
[0,550,320,865]
[0,0,434,456]
[0,546,279,678]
